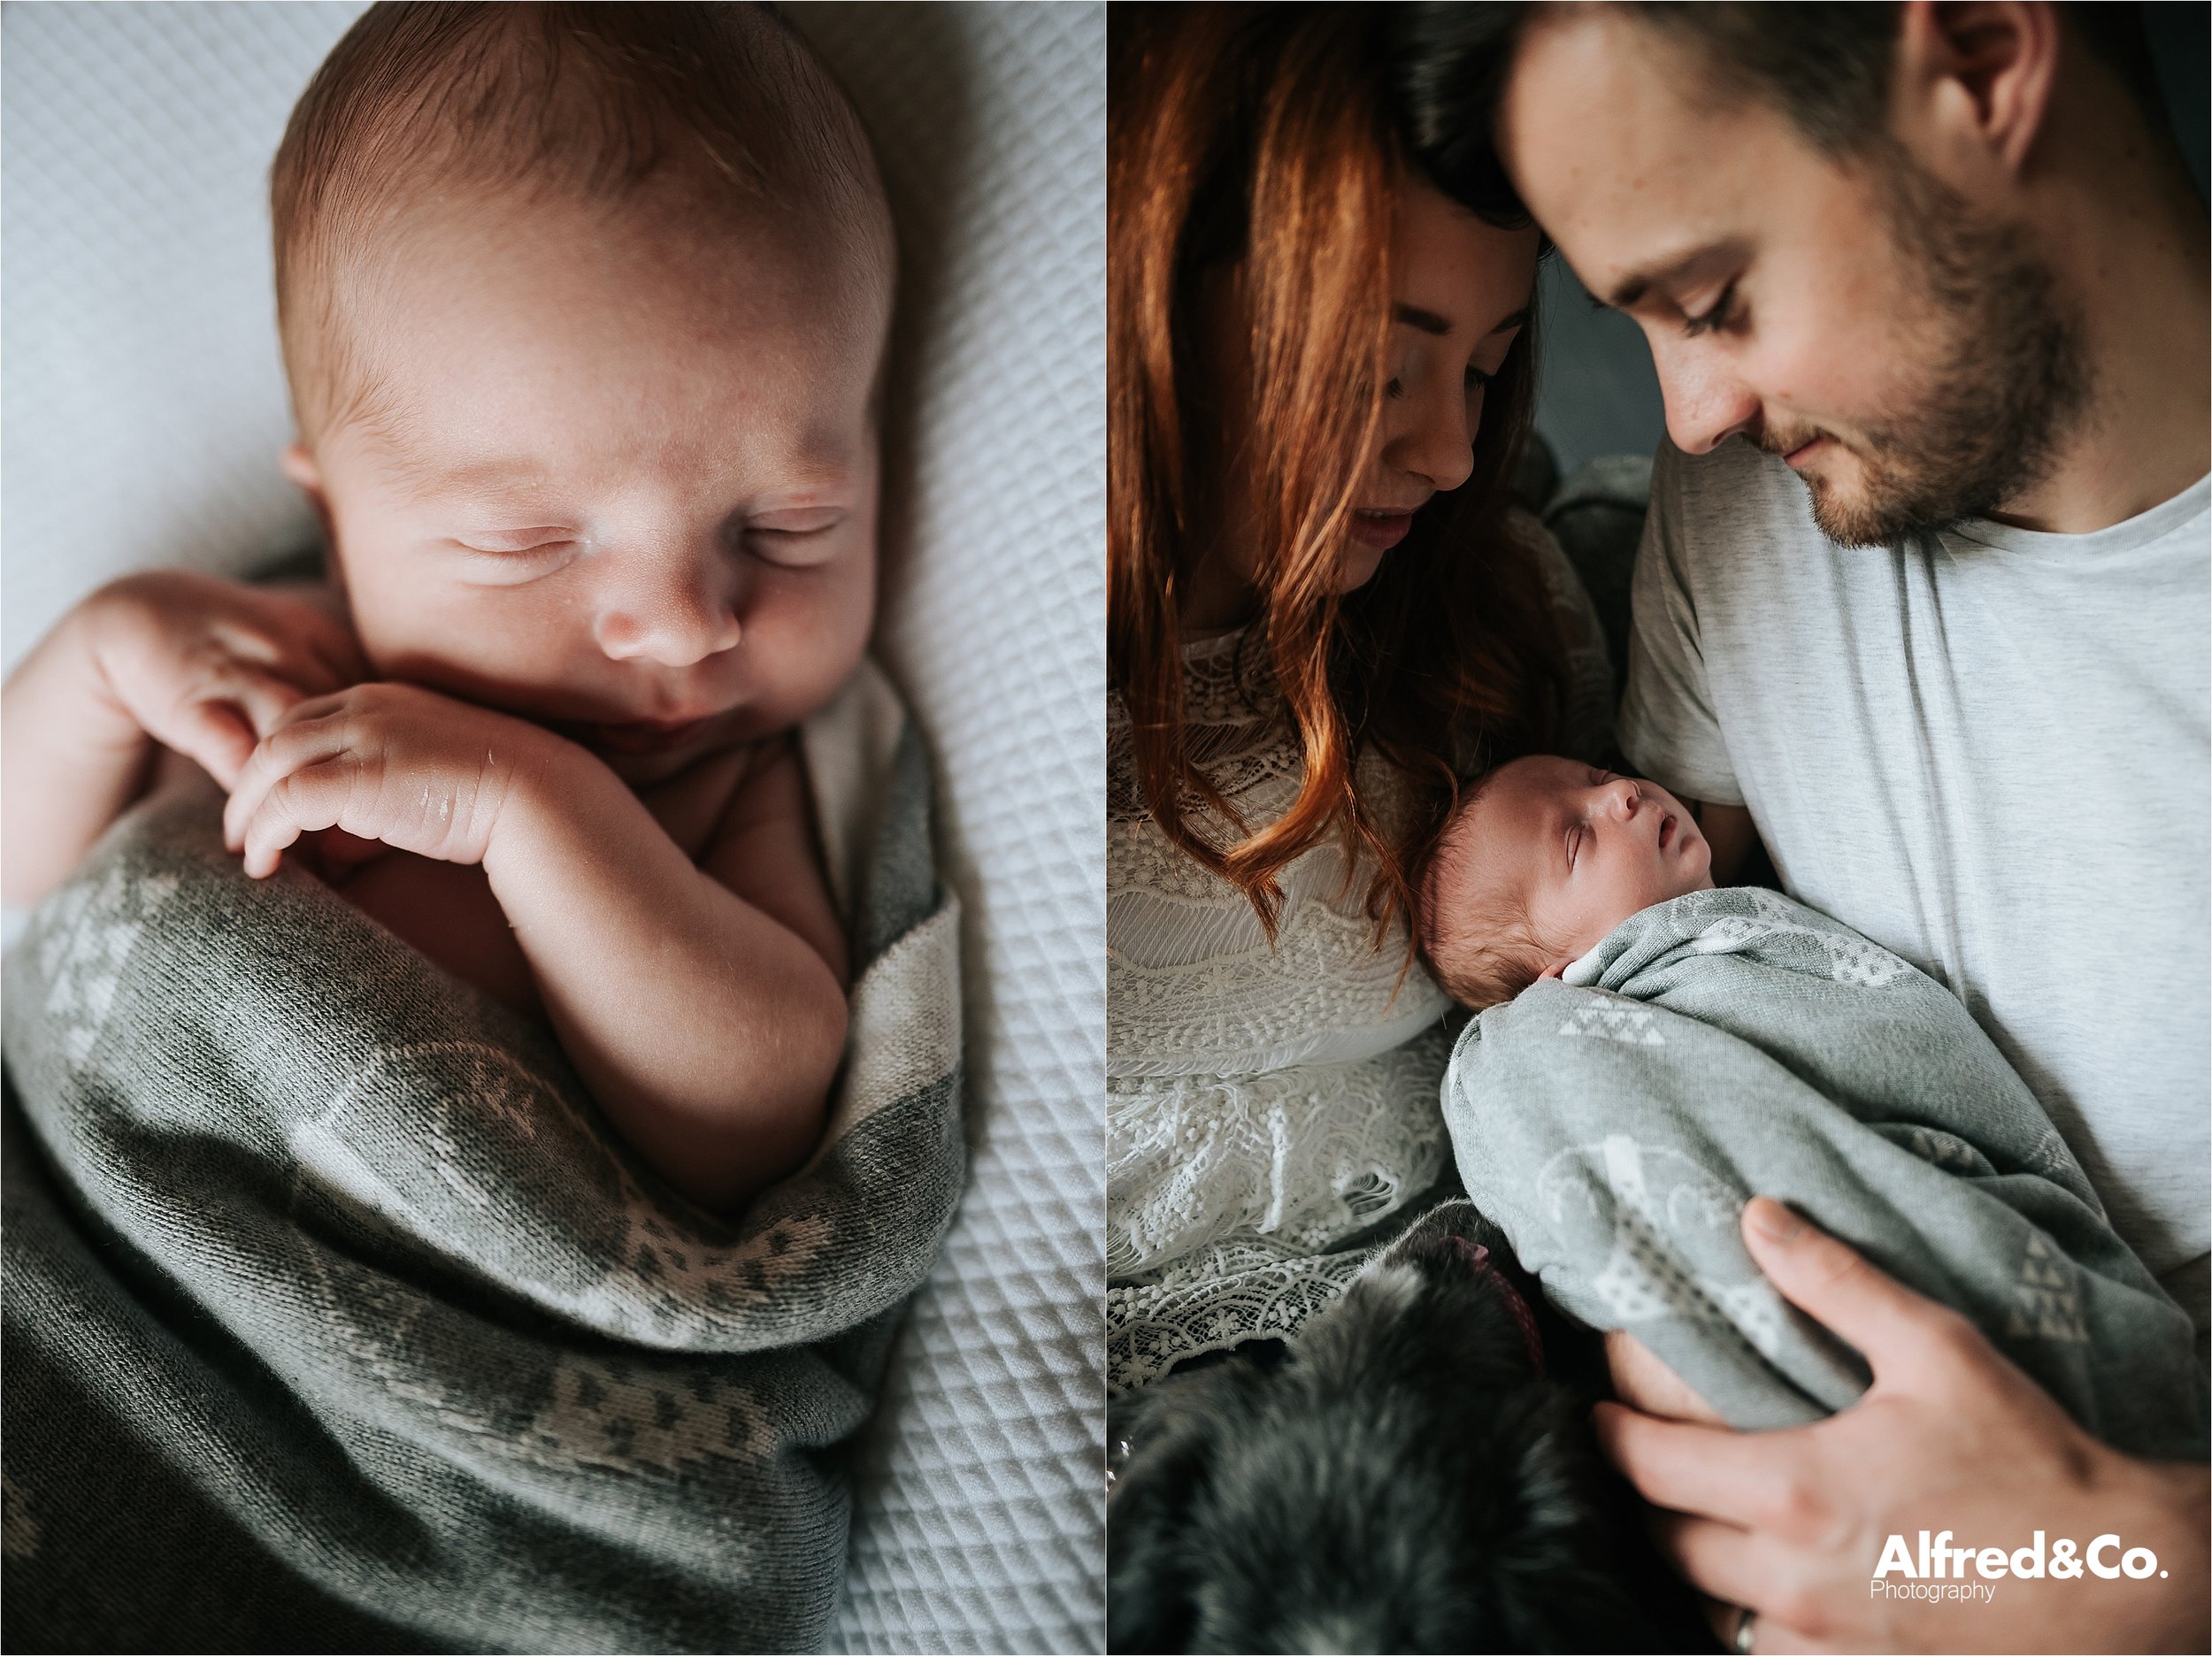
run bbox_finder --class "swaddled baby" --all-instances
[1418,755,2206,1458]
[1,3,893,1212]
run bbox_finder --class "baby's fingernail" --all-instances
[1745,1197,1803,1242]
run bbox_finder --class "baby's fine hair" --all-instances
[1417,767,1561,1012]
[272,1,892,437]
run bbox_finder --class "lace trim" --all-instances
[1104,525,1615,1390]
[1107,1026,1452,1277]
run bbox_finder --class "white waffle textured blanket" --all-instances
[0,4,1104,1649]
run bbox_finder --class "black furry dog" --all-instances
[1106,1201,1717,1653]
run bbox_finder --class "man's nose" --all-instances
[593,547,743,668]
[1648,335,1761,456]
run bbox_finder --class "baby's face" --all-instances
[1460,755,1715,967]
[290,191,887,785]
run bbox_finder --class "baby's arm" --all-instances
[491,735,848,1209]
[223,683,848,1211]
[2,573,360,905]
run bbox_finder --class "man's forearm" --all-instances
[481,744,847,1211]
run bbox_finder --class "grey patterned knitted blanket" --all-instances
[1,662,964,1652]
[1445,887,2206,1461]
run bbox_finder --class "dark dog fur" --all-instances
[1106,1201,1717,1653]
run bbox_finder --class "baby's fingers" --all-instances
[223,702,353,854]
[235,757,362,878]
[167,699,260,791]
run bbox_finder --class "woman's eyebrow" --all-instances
[1393,303,1532,339]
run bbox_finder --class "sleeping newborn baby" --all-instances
[1,3,893,1212]
[1418,755,2207,1458]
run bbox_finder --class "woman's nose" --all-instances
[1648,334,1762,456]
[1385,380,1476,494]
[593,548,743,667]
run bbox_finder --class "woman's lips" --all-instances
[1350,509,1416,551]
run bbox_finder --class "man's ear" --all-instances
[1895,1,2060,179]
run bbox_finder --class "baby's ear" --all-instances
[1538,960,1570,980]
[280,441,325,502]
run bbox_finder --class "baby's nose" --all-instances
[594,557,742,667]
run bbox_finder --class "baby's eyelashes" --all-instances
[743,513,847,568]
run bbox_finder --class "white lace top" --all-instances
[1105,518,1612,1391]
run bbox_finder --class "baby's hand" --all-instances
[83,571,365,788]
[223,683,556,878]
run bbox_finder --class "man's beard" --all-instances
[1772,149,2092,548]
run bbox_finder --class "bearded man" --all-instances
[1400,4,2208,1650]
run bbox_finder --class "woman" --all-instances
[1105,2,1611,1391]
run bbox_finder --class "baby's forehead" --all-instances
[1458,756,1575,835]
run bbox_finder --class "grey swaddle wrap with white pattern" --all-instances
[1444,886,2206,1460]
[0,660,964,1652]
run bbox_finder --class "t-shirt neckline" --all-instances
[1938,472,2208,564]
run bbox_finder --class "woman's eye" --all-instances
[1465,365,1493,390]
[1681,280,1740,339]
[1384,375,1406,401]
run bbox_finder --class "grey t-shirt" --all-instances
[1620,438,2209,1311]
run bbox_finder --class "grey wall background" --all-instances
[1531,0,2210,479]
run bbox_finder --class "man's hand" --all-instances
[85,570,365,789]
[223,682,557,877]
[1598,1199,2210,1652]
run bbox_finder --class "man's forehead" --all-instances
[1496,7,1801,293]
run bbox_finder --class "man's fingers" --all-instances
[1658,1511,1839,1637]
[1740,1198,1975,1390]
[1699,1595,1831,1655]
[1594,1400,1820,1533]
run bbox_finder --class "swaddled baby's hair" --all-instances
[273,1,893,438]
[1417,766,1557,1011]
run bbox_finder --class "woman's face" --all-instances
[1187,175,1539,629]
[1348,177,1539,590]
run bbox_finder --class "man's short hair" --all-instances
[272,2,892,438]
[1391,2,2167,181]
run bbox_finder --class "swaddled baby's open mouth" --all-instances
[1658,811,1678,851]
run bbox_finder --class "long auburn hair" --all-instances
[1109,2,1573,951]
